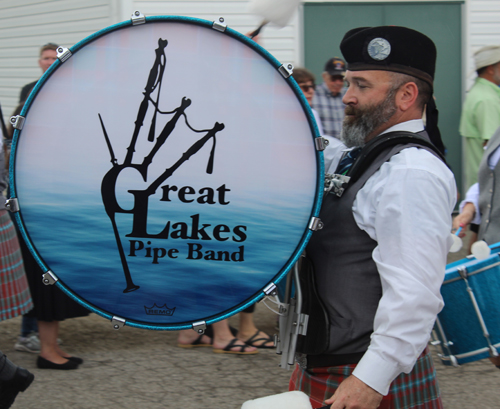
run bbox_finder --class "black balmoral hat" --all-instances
[340,26,436,87]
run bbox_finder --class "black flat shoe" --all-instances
[67,356,83,364]
[0,367,34,409]
[37,356,79,370]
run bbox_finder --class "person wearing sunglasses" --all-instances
[293,68,343,172]
[311,57,347,141]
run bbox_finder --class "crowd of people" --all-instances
[1,24,500,409]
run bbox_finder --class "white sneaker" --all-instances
[14,334,40,353]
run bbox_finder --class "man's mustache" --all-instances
[344,105,356,115]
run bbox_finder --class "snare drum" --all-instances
[433,243,500,365]
[9,15,323,330]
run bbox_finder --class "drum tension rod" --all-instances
[279,64,294,79]
[56,47,72,63]
[457,266,499,359]
[42,271,58,286]
[192,321,207,334]
[10,115,25,130]
[309,217,324,231]
[5,198,19,213]
[212,17,227,32]
[131,10,146,25]
[111,316,126,330]
[263,283,277,297]
[315,137,329,151]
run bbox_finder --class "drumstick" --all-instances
[449,224,465,253]
[249,19,268,39]
[471,240,491,260]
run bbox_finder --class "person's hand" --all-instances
[324,375,383,409]
[452,202,476,238]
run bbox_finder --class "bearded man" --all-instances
[289,26,456,409]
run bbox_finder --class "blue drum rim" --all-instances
[444,257,500,284]
[10,15,324,330]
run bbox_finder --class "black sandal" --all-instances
[213,338,258,355]
[244,330,275,349]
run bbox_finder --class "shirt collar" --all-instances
[380,119,425,135]
[476,77,500,95]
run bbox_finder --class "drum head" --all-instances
[11,16,323,329]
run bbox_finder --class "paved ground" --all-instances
[3,229,500,408]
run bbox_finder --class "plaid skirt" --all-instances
[0,210,33,321]
[289,347,443,409]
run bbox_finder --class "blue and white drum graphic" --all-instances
[10,16,323,330]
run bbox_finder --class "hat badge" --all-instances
[367,38,391,61]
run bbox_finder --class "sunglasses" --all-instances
[299,84,316,92]
[329,75,345,82]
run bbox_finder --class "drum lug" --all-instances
[263,283,277,296]
[42,271,58,285]
[457,265,468,279]
[279,63,294,78]
[308,217,324,231]
[212,17,227,32]
[192,321,207,334]
[56,47,72,63]
[131,10,146,26]
[315,137,329,151]
[111,316,126,330]
[9,115,25,130]
[5,198,19,213]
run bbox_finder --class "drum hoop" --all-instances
[437,341,500,361]
[443,257,500,284]
[10,15,325,329]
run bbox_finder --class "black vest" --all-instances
[301,131,444,364]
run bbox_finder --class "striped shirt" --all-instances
[311,83,346,139]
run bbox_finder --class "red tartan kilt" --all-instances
[289,347,443,409]
[0,210,33,321]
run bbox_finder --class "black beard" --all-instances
[340,93,398,148]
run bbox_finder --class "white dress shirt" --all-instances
[312,108,324,137]
[326,119,457,395]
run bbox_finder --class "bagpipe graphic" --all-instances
[99,37,225,293]
[9,16,322,330]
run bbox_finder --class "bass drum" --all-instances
[9,15,323,330]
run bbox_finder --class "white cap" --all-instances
[474,45,500,70]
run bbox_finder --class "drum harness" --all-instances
[263,131,447,370]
